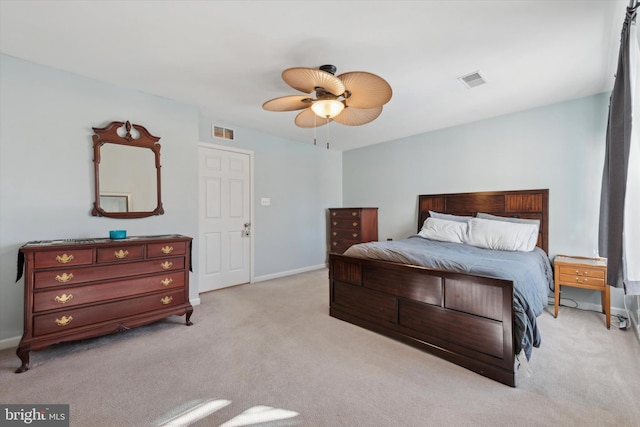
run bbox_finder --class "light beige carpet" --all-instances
[1,268,638,427]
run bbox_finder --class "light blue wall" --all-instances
[343,93,624,312]
[0,54,342,347]
[197,120,342,278]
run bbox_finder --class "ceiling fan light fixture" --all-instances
[311,99,344,118]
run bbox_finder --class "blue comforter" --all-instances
[343,236,554,359]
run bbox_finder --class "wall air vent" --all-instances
[458,71,487,89]
[212,125,235,141]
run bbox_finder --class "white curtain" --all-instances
[624,15,640,284]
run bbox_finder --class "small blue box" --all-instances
[109,230,127,239]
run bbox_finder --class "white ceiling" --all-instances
[0,0,629,151]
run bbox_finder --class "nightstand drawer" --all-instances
[558,274,605,289]
[558,266,604,279]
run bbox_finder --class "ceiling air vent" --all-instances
[458,71,487,89]
[212,125,235,141]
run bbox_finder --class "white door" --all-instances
[198,145,252,292]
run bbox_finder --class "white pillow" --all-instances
[466,218,538,252]
[418,217,468,244]
[475,213,540,250]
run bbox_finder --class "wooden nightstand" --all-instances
[553,255,610,329]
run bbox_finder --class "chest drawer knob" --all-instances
[352,233,359,238]
[352,222,359,227]
[55,315,73,326]
[55,254,74,264]
[114,250,129,259]
[576,278,588,284]
[55,273,74,283]
[160,261,173,270]
[161,246,174,254]
[351,212,357,216]
[575,270,589,276]
[161,278,173,286]
[160,296,173,305]
[54,293,73,304]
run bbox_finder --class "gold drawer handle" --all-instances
[114,250,129,259]
[332,212,336,216]
[54,293,73,304]
[161,246,174,254]
[352,222,359,227]
[351,212,357,216]
[332,221,337,226]
[55,254,74,264]
[352,233,359,238]
[575,270,589,276]
[576,278,588,284]
[55,315,73,326]
[332,232,337,236]
[160,296,173,305]
[160,261,173,270]
[332,242,337,246]
[55,273,74,283]
[161,278,173,286]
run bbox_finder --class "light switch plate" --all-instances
[261,197,271,206]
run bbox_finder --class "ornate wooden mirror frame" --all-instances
[91,120,164,218]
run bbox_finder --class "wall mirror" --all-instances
[92,120,164,218]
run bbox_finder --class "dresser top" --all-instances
[21,234,191,249]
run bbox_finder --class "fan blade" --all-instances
[332,106,383,126]
[282,67,345,96]
[295,108,332,128]
[263,95,312,111]
[338,72,392,109]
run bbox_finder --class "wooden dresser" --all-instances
[15,234,193,372]
[328,208,378,254]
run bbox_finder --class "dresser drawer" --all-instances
[34,249,93,269]
[34,256,186,289]
[330,218,362,230]
[330,240,358,254]
[147,241,187,258]
[330,209,363,220]
[33,288,186,336]
[96,245,144,263]
[331,229,363,240]
[33,271,186,312]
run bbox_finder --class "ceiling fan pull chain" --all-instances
[313,114,317,145]
[326,120,330,149]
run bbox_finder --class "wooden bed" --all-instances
[328,189,549,387]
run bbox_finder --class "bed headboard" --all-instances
[418,189,549,253]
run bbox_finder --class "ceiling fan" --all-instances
[262,64,392,128]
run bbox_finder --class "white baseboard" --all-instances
[252,263,327,283]
[549,296,627,318]
[0,336,21,351]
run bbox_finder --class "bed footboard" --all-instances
[329,253,516,387]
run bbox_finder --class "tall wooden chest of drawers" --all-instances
[15,234,193,372]
[328,208,378,254]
